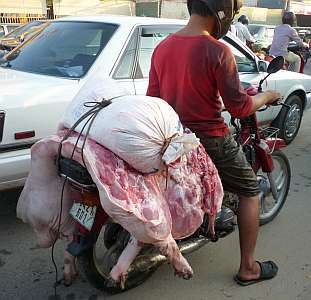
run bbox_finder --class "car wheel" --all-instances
[272,95,303,144]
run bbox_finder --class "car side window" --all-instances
[114,29,139,79]
[222,39,257,73]
[267,28,274,39]
[135,32,169,79]
[0,27,4,38]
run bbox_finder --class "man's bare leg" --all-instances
[237,195,261,280]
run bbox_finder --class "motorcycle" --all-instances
[57,56,291,293]
[287,42,310,72]
[261,42,309,73]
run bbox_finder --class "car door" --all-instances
[132,25,183,95]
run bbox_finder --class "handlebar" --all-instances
[257,99,290,112]
[271,100,291,109]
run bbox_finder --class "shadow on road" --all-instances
[0,188,22,220]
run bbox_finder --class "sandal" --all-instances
[234,261,278,286]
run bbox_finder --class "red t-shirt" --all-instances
[147,34,253,137]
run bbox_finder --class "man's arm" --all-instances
[243,26,256,43]
[215,46,279,118]
[250,91,281,114]
[146,52,160,97]
[290,28,304,46]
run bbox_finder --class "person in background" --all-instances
[147,0,280,286]
[230,21,237,36]
[269,11,308,72]
[235,15,256,45]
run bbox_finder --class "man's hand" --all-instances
[264,90,282,105]
[251,90,281,114]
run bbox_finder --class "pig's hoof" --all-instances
[182,272,193,280]
[106,277,119,289]
[63,272,78,287]
[174,269,193,280]
[64,281,72,287]
[120,273,128,290]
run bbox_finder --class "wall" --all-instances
[52,0,135,17]
[0,0,135,21]
[160,0,188,19]
[238,6,283,25]
[0,0,46,23]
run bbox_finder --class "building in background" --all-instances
[242,0,311,25]
[0,0,46,24]
[1,0,310,26]
[0,0,136,24]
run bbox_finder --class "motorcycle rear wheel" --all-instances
[258,150,291,225]
[78,226,158,294]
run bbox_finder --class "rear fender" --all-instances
[254,138,286,173]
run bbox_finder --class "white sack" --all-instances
[62,76,199,173]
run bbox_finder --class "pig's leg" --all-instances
[110,236,142,287]
[63,239,78,286]
[156,235,193,280]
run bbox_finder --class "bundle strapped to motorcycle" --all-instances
[56,98,113,168]
[52,97,115,297]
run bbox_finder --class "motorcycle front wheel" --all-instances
[258,150,291,225]
[78,225,158,294]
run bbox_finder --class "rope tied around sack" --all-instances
[160,133,179,156]
[160,133,179,190]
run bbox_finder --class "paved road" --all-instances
[1,80,311,300]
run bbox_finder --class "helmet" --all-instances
[238,15,249,25]
[187,0,243,39]
[282,11,296,26]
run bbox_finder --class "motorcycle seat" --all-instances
[58,156,96,189]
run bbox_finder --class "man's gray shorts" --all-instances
[196,132,260,198]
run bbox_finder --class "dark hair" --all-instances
[189,0,213,17]
[238,15,249,25]
[282,11,296,26]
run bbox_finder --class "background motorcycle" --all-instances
[58,57,291,294]
[260,42,309,73]
[287,42,310,73]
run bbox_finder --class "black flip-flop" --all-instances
[234,261,278,286]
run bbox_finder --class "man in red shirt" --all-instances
[147,0,280,286]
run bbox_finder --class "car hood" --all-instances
[239,69,311,89]
[275,69,311,81]
[0,68,81,145]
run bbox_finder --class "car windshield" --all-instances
[1,21,118,78]
[248,25,264,39]
[4,21,45,40]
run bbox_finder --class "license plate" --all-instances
[70,202,97,231]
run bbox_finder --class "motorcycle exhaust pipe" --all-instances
[128,237,209,274]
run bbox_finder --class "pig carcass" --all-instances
[17,130,223,285]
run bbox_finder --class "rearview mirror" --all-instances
[267,56,285,74]
[258,56,284,92]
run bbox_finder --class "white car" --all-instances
[0,15,311,191]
